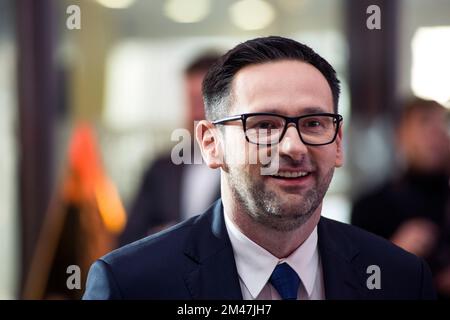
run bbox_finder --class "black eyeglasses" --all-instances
[212,112,343,146]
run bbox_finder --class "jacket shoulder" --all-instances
[319,217,436,299]
[321,216,419,264]
[106,215,198,267]
[87,215,201,299]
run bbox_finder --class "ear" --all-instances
[334,125,344,168]
[195,120,224,169]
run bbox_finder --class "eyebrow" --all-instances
[301,106,330,114]
[257,106,331,115]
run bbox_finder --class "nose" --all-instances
[278,125,308,160]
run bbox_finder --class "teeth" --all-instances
[272,171,309,178]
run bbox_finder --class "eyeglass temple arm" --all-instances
[212,115,243,125]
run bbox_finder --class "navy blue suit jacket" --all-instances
[83,199,436,299]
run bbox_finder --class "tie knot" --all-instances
[269,263,300,300]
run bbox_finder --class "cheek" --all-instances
[223,129,250,167]
[224,128,277,175]
[311,148,340,171]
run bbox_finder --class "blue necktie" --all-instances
[269,263,300,300]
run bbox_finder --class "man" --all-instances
[118,54,221,246]
[352,98,450,298]
[84,36,436,299]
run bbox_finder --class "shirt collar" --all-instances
[224,211,319,299]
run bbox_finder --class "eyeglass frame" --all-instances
[212,112,343,146]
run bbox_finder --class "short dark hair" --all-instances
[202,36,341,120]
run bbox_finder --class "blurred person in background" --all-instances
[118,53,221,246]
[352,97,450,298]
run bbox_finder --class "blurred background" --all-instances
[0,0,449,299]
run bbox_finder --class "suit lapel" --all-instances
[183,200,243,299]
[318,217,367,299]
[182,202,367,300]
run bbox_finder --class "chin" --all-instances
[272,190,306,202]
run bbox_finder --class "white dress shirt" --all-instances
[224,212,325,300]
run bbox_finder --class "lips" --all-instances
[271,170,310,178]
[266,168,314,192]
[269,165,314,178]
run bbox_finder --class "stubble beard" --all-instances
[227,164,335,232]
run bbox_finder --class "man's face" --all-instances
[221,60,343,231]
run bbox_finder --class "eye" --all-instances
[256,121,278,129]
[305,120,323,127]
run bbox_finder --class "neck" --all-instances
[221,175,321,259]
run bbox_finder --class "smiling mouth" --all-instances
[270,171,312,179]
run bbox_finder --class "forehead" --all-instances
[230,60,334,115]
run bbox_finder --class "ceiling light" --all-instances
[229,0,275,31]
[164,0,210,23]
[95,0,136,9]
